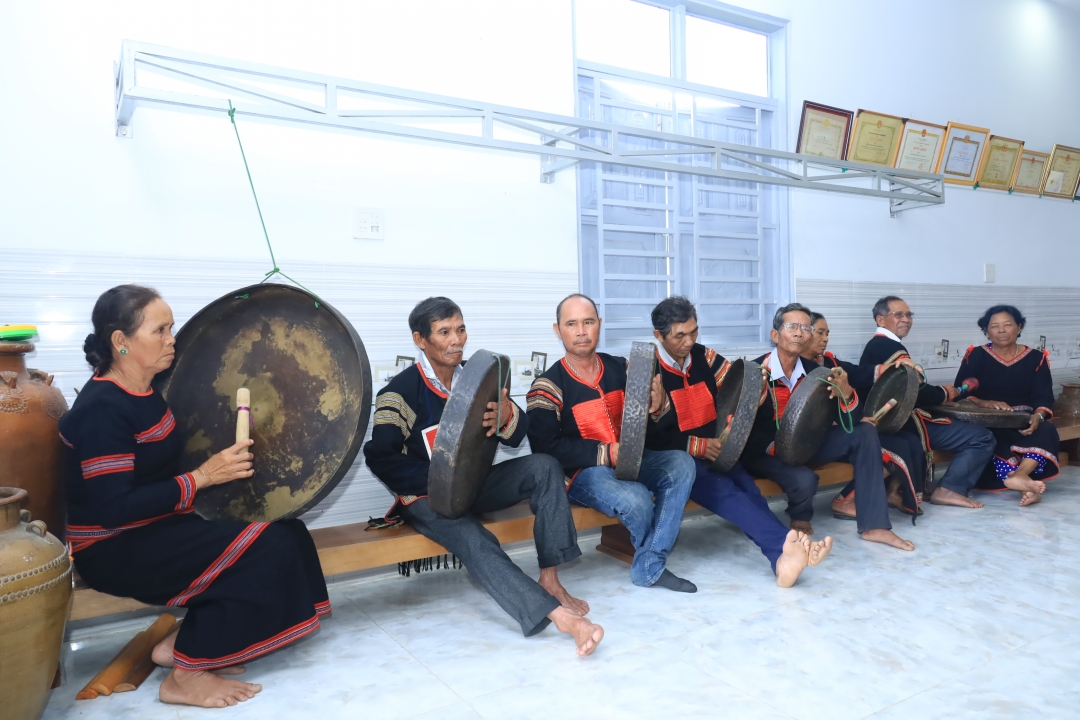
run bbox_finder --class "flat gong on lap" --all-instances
[154,283,372,522]
[615,341,656,481]
[865,364,919,435]
[775,366,835,467]
[428,349,511,519]
[926,400,1031,428]
[711,359,764,473]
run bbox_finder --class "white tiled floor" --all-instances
[44,469,1080,719]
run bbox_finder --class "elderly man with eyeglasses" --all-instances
[852,296,995,510]
[739,303,914,551]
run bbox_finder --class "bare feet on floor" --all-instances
[775,530,809,588]
[790,519,814,535]
[831,494,856,519]
[929,487,984,509]
[539,567,590,616]
[151,627,245,675]
[860,528,914,551]
[1004,473,1046,507]
[548,606,604,657]
[808,536,833,566]
[159,669,261,708]
[1020,490,1043,506]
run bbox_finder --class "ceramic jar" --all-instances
[1053,383,1080,427]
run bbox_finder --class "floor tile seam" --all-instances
[685,661,802,719]
[365,611,473,705]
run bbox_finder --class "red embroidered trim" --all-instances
[66,508,196,553]
[175,473,196,511]
[135,409,176,443]
[92,375,153,396]
[314,600,332,616]
[418,369,449,399]
[173,613,321,671]
[168,522,270,607]
[81,454,135,479]
[670,382,717,432]
[982,344,1032,368]
[572,391,624,444]
[60,433,74,449]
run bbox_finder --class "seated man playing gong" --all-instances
[363,296,603,656]
[645,296,831,587]
[738,303,914,551]
[527,294,698,593]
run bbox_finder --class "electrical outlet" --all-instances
[353,207,385,240]
[1039,336,1046,351]
[984,263,996,283]
[939,339,949,358]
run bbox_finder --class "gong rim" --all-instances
[710,359,763,473]
[615,341,656,481]
[428,349,511,519]
[154,283,372,522]
[925,401,1032,428]
[776,365,835,466]
[865,364,920,435]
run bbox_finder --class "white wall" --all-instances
[0,0,578,272]
[722,0,1080,286]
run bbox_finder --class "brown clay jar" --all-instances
[1053,383,1080,427]
[0,341,69,543]
[0,487,73,720]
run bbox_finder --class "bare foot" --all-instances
[159,668,261,708]
[860,528,915,551]
[886,478,904,509]
[775,530,809,588]
[548,606,604,656]
[929,487,984,509]
[808,536,833,566]
[152,628,179,667]
[1004,473,1046,497]
[539,567,589,616]
[790,519,814,535]
[831,494,856,519]
[1020,490,1043,506]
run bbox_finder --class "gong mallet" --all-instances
[75,614,177,699]
[236,387,251,443]
[871,398,898,423]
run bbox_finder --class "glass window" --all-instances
[576,0,670,77]
[685,16,768,96]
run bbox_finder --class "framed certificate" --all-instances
[1041,144,1080,198]
[796,101,854,160]
[846,110,904,166]
[894,119,946,173]
[1010,149,1049,194]
[939,123,990,186]
[975,136,1023,191]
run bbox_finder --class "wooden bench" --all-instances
[70,434,1076,623]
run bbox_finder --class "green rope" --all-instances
[820,377,854,433]
[227,100,321,308]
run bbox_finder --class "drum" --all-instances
[154,283,372,522]
[775,366,835,466]
[925,401,1031,428]
[864,364,920,435]
[428,349,512,519]
[710,359,764,473]
[615,341,656,481]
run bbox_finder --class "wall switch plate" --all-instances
[940,339,949,358]
[353,207,385,240]
[984,263,996,283]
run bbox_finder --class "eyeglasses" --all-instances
[781,322,813,334]
[887,312,915,320]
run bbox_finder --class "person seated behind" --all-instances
[955,305,1059,506]
[527,294,698,592]
[646,296,832,587]
[801,312,925,522]
[363,297,602,656]
[62,285,329,708]
[855,296,995,509]
[738,303,914,551]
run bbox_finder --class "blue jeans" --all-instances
[567,449,695,587]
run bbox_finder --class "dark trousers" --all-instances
[923,420,995,496]
[690,460,788,571]
[399,453,580,637]
[744,423,891,533]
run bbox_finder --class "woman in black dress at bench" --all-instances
[61,285,330,708]
[955,305,1059,506]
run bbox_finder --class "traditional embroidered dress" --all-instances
[955,344,1060,489]
[815,351,922,520]
[61,376,329,671]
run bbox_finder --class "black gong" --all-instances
[711,359,764,473]
[615,341,656,481]
[775,366,835,466]
[154,283,372,522]
[428,349,512,519]
[865,364,920,435]
[925,400,1031,428]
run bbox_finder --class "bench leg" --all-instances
[596,524,634,565]
[1061,439,1079,467]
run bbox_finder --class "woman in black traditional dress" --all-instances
[956,304,1059,506]
[61,285,330,708]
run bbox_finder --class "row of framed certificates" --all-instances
[795,101,1080,199]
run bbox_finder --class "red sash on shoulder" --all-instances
[670,382,717,432]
